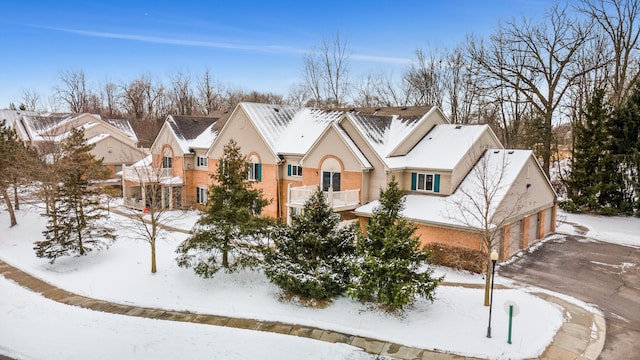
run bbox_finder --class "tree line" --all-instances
[10,1,640,178]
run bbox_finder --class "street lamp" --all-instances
[486,249,499,338]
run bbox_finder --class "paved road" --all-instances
[499,234,640,360]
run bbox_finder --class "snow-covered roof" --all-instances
[386,124,492,171]
[104,118,138,142]
[332,123,373,169]
[240,103,344,156]
[86,133,111,145]
[355,149,533,229]
[166,115,226,153]
[132,154,152,167]
[346,113,423,161]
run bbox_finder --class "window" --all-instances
[162,156,172,169]
[196,186,208,205]
[322,171,341,192]
[287,164,302,177]
[411,172,440,193]
[196,156,208,168]
[247,155,262,182]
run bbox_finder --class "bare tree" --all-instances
[302,32,351,108]
[467,5,595,177]
[447,150,524,306]
[20,89,42,111]
[404,48,445,108]
[100,80,121,118]
[285,83,310,107]
[579,0,640,106]
[124,165,178,273]
[169,71,196,115]
[196,68,224,115]
[55,70,92,113]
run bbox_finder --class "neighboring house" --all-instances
[0,110,146,176]
[121,114,228,211]
[141,102,557,260]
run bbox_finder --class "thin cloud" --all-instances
[36,25,412,65]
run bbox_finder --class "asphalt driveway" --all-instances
[499,233,640,360]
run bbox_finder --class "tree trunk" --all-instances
[12,181,19,210]
[151,237,157,273]
[222,248,229,268]
[1,187,17,227]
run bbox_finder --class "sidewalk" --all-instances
[0,259,604,360]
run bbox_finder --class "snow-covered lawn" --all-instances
[2,204,631,359]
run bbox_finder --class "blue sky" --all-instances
[0,0,561,109]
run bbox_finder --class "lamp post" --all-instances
[486,249,499,338]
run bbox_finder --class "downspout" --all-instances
[276,157,283,222]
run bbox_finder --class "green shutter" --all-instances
[287,164,292,176]
[257,163,262,182]
[434,174,440,193]
[411,172,417,191]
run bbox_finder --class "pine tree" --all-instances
[0,120,25,227]
[348,177,442,310]
[34,129,115,263]
[564,89,610,212]
[264,190,355,299]
[176,139,272,277]
[607,83,640,215]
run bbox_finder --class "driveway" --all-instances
[499,233,640,360]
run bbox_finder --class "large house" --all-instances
[0,110,147,176]
[121,113,228,210]
[123,103,557,260]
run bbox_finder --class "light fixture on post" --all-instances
[486,249,499,338]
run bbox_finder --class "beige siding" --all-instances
[339,119,388,203]
[450,130,504,191]
[303,127,363,172]
[92,137,146,166]
[151,125,185,157]
[208,110,274,164]
[499,156,556,224]
[402,170,452,195]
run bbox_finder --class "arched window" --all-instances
[321,157,341,192]
[162,148,173,168]
[247,154,262,182]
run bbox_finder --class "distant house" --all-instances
[0,110,146,176]
[121,113,228,211]
[141,103,557,260]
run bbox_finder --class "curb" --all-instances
[0,259,603,359]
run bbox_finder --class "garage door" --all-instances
[528,212,539,244]
[508,220,523,256]
[543,206,554,236]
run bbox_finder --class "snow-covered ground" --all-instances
[2,203,634,360]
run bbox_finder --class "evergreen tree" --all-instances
[176,139,272,277]
[264,190,355,299]
[348,177,442,310]
[0,120,28,227]
[34,129,115,262]
[564,89,610,212]
[607,83,640,215]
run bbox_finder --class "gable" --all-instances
[208,106,276,163]
[388,107,449,157]
[150,122,185,157]
[302,124,371,172]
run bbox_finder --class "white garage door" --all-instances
[543,206,554,236]
[508,220,523,256]
[528,212,539,244]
